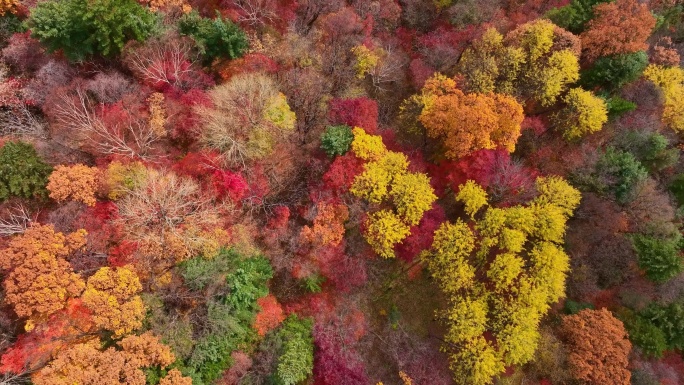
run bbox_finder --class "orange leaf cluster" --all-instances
[300,202,349,247]
[147,92,167,138]
[580,0,656,61]
[0,225,86,324]
[253,294,285,336]
[562,308,632,385]
[419,85,524,159]
[47,164,101,206]
[32,332,185,385]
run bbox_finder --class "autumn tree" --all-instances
[417,74,524,159]
[27,0,156,61]
[427,176,581,385]
[0,225,86,328]
[580,0,656,62]
[458,20,580,106]
[347,128,437,258]
[197,73,296,166]
[82,266,145,337]
[47,164,101,207]
[561,309,632,385]
[643,64,684,133]
[553,88,608,140]
[300,202,349,247]
[32,332,187,385]
[253,295,285,337]
[0,141,51,201]
[115,168,227,279]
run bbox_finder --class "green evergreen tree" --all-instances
[0,141,52,201]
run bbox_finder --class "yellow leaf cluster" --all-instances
[349,128,438,257]
[351,45,381,79]
[644,64,684,132]
[555,87,608,140]
[458,20,580,106]
[263,92,296,132]
[82,266,145,337]
[429,177,580,385]
[147,92,167,138]
[103,161,147,200]
[0,225,86,325]
[364,210,410,258]
[456,180,488,218]
[47,164,101,206]
[350,126,387,160]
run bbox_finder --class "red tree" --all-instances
[328,97,378,133]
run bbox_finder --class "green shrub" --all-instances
[594,147,648,204]
[274,315,314,385]
[632,232,683,283]
[669,174,684,206]
[581,51,649,90]
[321,125,354,157]
[642,302,684,350]
[604,96,637,119]
[545,0,611,33]
[624,313,668,357]
[0,141,51,201]
[26,0,157,61]
[178,11,248,63]
[613,130,679,172]
[564,299,594,315]
[301,274,325,293]
[179,248,241,291]
[185,254,273,384]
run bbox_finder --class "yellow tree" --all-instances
[348,128,437,258]
[0,225,86,328]
[554,87,608,140]
[47,164,101,206]
[458,20,580,107]
[428,176,581,385]
[644,64,684,133]
[82,266,145,337]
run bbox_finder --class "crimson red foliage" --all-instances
[409,57,435,90]
[217,53,278,82]
[267,206,290,230]
[522,116,547,136]
[166,89,212,145]
[0,299,93,374]
[321,153,365,196]
[212,169,248,202]
[328,97,378,133]
[313,321,368,385]
[317,243,367,292]
[77,201,122,254]
[108,241,138,267]
[395,204,446,262]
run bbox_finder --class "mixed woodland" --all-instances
[0,0,683,384]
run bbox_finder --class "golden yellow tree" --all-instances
[348,128,437,258]
[82,266,145,337]
[47,164,101,206]
[32,332,186,385]
[428,176,581,385]
[554,87,608,140]
[0,225,86,328]
[644,64,684,133]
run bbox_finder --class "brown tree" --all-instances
[561,308,632,385]
[580,0,656,61]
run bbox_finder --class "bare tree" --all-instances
[0,204,34,237]
[123,35,200,91]
[368,45,408,91]
[0,104,48,138]
[50,87,161,159]
[232,0,278,27]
